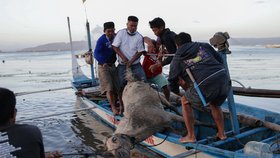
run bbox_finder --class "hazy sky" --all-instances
[1,0,280,51]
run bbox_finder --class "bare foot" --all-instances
[111,108,119,116]
[119,106,124,115]
[113,106,123,116]
[179,136,196,143]
[216,133,227,141]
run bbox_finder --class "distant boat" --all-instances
[265,44,280,48]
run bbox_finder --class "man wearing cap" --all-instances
[112,16,147,100]
[94,22,123,115]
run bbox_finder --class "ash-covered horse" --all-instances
[105,69,183,158]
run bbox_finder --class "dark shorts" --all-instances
[98,64,120,94]
[117,63,147,89]
[184,72,230,107]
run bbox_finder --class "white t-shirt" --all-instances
[112,28,145,65]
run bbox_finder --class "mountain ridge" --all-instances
[16,37,280,52]
[229,37,280,46]
[17,40,92,52]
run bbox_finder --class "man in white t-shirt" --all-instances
[112,15,147,99]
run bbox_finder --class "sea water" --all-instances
[0,46,279,157]
[0,51,159,157]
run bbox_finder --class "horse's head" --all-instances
[105,134,134,158]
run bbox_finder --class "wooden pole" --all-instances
[193,105,280,132]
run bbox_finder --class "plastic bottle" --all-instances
[244,141,272,158]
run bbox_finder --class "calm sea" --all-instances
[0,46,279,157]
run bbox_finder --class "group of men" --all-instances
[0,16,231,157]
[94,16,231,143]
[94,16,174,115]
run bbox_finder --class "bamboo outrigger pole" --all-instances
[85,21,97,85]
[220,51,240,134]
[83,0,97,85]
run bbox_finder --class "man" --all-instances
[0,87,61,158]
[94,22,123,115]
[169,32,230,143]
[143,37,170,100]
[112,16,147,94]
[148,18,177,70]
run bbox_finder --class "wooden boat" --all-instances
[71,52,280,158]
[72,81,280,157]
[68,18,280,158]
[265,44,280,48]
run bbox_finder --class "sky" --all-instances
[0,0,280,51]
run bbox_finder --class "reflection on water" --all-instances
[72,98,163,158]
[18,94,162,157]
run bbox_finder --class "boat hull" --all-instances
[77,94,215,158]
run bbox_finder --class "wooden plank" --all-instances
[232,87,280,98]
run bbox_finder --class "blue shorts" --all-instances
[147,74,168,89]
[184,71,230,107]
[117,63,147,88]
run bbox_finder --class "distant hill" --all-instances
[17,37,280,52]
[18,40,93,52]
[229,37,280,46]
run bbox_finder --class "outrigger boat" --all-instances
[68,18,280,158]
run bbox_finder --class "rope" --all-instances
[67,64,89,73]
[140,131,170,148]
[231,79,246,88]
[15,86,72,96]
[17,106,95,122]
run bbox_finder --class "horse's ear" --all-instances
[101,131,112,146]
[103,137,109,147]
[96,143,107,151]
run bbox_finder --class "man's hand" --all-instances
[178,77,189,90]
[126,60,133,68]
[121,57,129,65]
[149,63,160,73]
[158,45,168,60]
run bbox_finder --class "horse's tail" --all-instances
[125,68,137,82]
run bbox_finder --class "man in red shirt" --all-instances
[143,37,170,100]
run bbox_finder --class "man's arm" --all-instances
[127,51,143,67]
[161,33,177,66]
[143,36,154,46]
[93,39,106,64]
[127,35,145,67]
[168,57,181,94]
[112,46,128,64]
